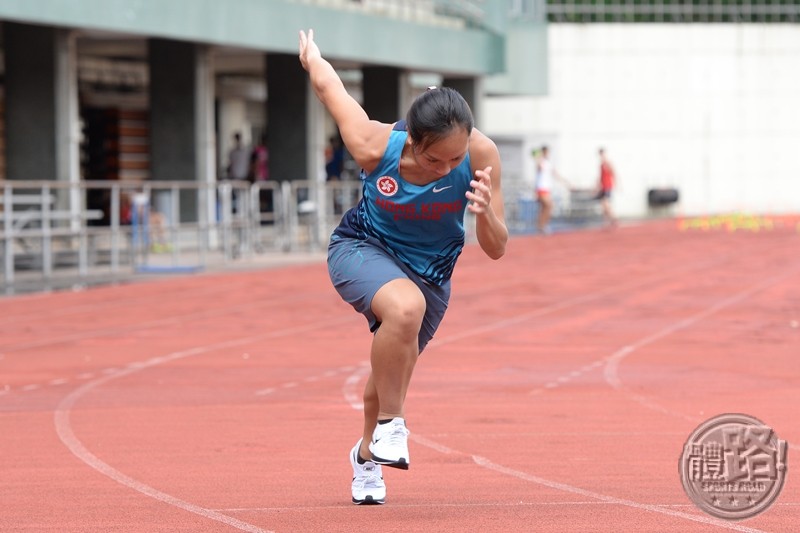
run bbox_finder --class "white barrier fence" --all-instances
[1,178,601,294]
[1,179,365,292]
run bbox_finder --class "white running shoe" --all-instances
[369,417,410,470]
[350,439,386,505]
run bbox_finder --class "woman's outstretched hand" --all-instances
[298,29,321,72]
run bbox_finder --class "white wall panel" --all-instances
[484,24,800,218]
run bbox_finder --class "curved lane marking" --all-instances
[54,316,353,533]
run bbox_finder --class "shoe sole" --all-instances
[370,454,409,470]
[352,494,385,505]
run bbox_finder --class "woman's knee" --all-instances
[387,298,426,333]
[372,280,426,333]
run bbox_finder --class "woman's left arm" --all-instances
[467,130,508,260]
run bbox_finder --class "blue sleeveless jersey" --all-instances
[332,125,472,285]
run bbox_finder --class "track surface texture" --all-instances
[2,218,798,532]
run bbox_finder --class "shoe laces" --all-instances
[354,462,383,489]
[380,421,409,446]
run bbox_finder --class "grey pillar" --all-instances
[362,66,402,123]
[3,23,73,181]
[443,77,481,127]
[266,53,309,182]
[149,39,212,221]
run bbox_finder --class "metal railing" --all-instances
[1,176,601,294]
[289,0,502,30]
[546,0,800,23]
[0,178,365,294]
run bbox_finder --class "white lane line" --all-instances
[255,365,363,397]
[529,261,799,400]
[217,500,800,513]
[215,500,678,512]
[426,254,732,352]
[472,455,769,533]
[410,433,458,455]
[602,267,800,440]
[1,291,311,353]
[55,404,271,533]
[342,364,369,410]
[342,366,767,532]
[54,316,352,533]
[533,359,606,394]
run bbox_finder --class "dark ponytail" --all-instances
[405,86,474,152]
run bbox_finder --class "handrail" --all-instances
[1,179,363,294]
[287,0,501,31]
[1,176,555,295]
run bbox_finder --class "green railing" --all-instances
[289,0,510,31]
[546,0,800,23]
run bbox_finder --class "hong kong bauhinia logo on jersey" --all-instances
[374,175,463,220]
[377,176,399,197]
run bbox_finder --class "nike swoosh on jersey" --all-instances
[432,185,453,193]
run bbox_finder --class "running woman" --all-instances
[299,29,508,505]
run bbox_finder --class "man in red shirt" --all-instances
[597,147,617,227]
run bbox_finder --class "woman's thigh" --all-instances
[328,237,450,352]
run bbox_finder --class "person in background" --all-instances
[325,132,347,213]
[250,134,272,219]
[299,29,508,506]
[325,133,345,182]
[250,133,269,183]
[596,147,618,228]
[225,132,251,215]
[124,190,169,253]
[227,132,251,181]
[534,145,569,235]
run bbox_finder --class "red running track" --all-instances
[1,219,798,532]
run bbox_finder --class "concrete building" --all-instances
[0,0,546,223]
[483,1,800,219]
[2,0,794,234]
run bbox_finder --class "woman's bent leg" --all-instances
[359,374,379,459]
[369,278,425,419]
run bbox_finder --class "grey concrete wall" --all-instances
[3,23,59,180]
[266,53,308,182]
[443,77,479,128]
[0,0,506,77]
[148,38,205,220]
[149,38,199,182]
[363,67,402,124]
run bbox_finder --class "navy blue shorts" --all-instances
[596,190,612,200]
[328,234,450,353]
